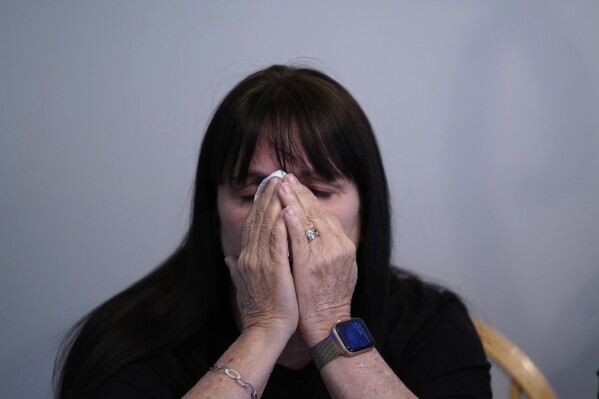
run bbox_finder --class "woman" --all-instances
[55,65,491,398]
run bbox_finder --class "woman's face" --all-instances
[218,139,361,258]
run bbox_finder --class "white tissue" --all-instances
[254,170,287,201]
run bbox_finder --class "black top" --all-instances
[92,271,491,399]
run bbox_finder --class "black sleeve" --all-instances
[91,359,177,399]
[382,277,492,399]
[401,300,491,398]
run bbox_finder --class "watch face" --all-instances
[334,318,375,353]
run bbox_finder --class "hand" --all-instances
[225,177,299,338]
[277,174,358,346]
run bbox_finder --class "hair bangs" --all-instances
[217,76,356,186]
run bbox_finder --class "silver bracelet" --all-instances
[210,364,258,399]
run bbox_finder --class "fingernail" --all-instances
[281,182,292,194]
[285,173,298,184]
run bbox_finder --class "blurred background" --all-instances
[1,1,598,398]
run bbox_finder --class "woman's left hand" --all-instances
[277,174,358,347]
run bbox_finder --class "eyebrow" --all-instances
[239,168,333,185]
[230,171,268,188]
[298,170,341,184]
[247,169,317,180]
[245,171,270,180]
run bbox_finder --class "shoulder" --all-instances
[381,267,492,398]
[384,268,465,325]
[383,267,478,346]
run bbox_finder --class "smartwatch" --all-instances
[309,318,375,370]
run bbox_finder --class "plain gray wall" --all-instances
[1,1,598,398]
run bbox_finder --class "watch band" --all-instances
[309,334,341,370]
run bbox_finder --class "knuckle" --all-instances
[261,214,276,228]
[241,220,253,236]
[341,235,356,253]
[253,206,266,223]
[241,223,258,245]
[269,228,285,245]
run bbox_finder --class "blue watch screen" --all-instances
[335,318,375,352]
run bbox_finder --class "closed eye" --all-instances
[235,185,259,203]
[311,188,333,199]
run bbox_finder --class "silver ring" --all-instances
[305,228,319,242]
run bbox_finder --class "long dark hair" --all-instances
[55,65,392,398]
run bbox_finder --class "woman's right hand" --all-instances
[224,176,299,338]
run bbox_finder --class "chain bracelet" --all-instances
[210,364,258,399]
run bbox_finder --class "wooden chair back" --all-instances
[472,319,557,399]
